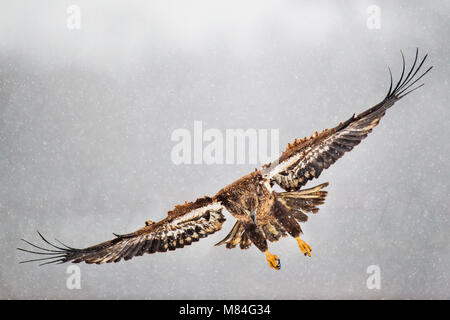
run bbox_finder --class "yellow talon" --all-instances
[265,250,281,270]
[296,237,312,257]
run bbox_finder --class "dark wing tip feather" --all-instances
[386,67,393,97]
[54,238,77,251]
[17,231,77,265]
[36,230,68,251]
[386,48,432,100]
[391,50,406,94]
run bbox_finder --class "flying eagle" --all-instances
[18,49,432,270]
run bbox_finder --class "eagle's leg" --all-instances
[296,237,312,257]
[245,223,281,270]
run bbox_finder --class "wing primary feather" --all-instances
[54,238,77,251]
[396,66,433,97]
[385,67,393,98]
[16,247,61,256]
[397,48,419,92]
[39,259,66,266]
[391,50,406,95]
[19,238,61,253]
[37,231,68,251]
[19,255,66,264]
[397,83,425,99]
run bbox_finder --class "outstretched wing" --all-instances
[263,49,432,191]
[18,197,225,265]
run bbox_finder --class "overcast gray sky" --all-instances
[1,0,449,299]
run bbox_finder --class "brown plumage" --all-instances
[18,49,432,269]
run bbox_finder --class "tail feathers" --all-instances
[262,221,287,242]
[215,221,252,249]
[276,182,329,220]
[239,231,252,250]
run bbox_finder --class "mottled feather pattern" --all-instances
[214,220,253,249]
[277,182,329,216]
[261,221,287,242]
[18,199,225,265]
[273,114,380,191]
[266,49,432,191]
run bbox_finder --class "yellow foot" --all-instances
[296,237,312,257]
[265,250,281,270]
